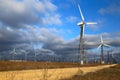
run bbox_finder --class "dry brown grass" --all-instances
[0,61,78,71]
[0,67,79,80]
[0,63,116,80]
[0,61,102,71]
[63,64,120,80]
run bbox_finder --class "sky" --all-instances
[0,0,120,60]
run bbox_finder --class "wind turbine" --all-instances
[33,46,38,62]
[107,51,110,64]
[21,50,29,61]
[30,41,37,62]
[77,4,97,64]
[25,51,29,61]
[10,48,17,61]
[97,35,110,64]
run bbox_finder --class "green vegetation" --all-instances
[63,64,120,80]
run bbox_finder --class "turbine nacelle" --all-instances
[77,21,84,26]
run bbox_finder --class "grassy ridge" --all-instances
[63,64,120,80]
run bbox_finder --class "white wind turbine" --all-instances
[30,41,37,62]
[97,35,110,64]
[10,48,17,61]
[24,51,29,61]
[21,50,29,61]
[77,4,97,65]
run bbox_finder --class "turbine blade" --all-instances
[78,4,84,21]
[86,22,97,25]
[77,22,81,26]
[97,44,102,49]
[100,35,103,43]
[104,44,111,47]
[14,52,17,55]
[13,48,15,52]
[10,51,13,54]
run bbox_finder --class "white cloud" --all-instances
[0,0,61,28]
[0,23,120,61]
[99,4,120,15]
[66,16,77,23]
[99,6,120,15]
[42,14,61,25]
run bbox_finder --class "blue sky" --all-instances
[0,0,120,59]
[47,0,120,40]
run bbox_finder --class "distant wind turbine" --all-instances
[77,4,97,65]
[34,48,37,62]
[30,42,38,62]
[97,35,110,64]
[10,48,17,60]
[22,50,29,61]
[107,51,110,64]
[25,51,29,61]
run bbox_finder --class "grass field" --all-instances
[63,64,120,80]
[0,64,116,80]
[0,61,79,71]
[0,61,118,80]
[0,61,102,71]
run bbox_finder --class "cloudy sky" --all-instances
[0,0,120,59]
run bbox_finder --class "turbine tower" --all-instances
[77,4,97,65]
[107,51,110,64]
[25,51,29,61]
[98,35,110,64]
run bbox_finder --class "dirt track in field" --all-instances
[0,64,117,80]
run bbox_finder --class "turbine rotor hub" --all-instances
[77,21,85,26]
